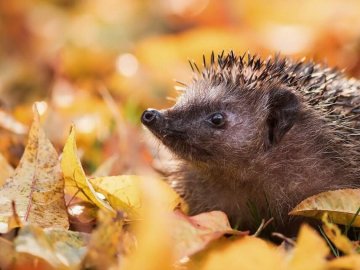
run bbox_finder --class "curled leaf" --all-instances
[289,189,360,227]
[61,125,114,213]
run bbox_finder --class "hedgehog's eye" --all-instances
[207,113,225,128]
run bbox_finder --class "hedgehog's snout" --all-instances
[141,109,161,126]
[141,108,168,136]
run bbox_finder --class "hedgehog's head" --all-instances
[141,52,301,166]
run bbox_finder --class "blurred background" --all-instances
[1,0,360,174]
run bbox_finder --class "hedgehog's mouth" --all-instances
[141,108,211,161]
[159,131,213,162]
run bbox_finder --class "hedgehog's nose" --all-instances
[141,109,160,126]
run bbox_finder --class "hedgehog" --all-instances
[141,51,360,232]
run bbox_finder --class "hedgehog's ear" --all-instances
[265,88,300,147]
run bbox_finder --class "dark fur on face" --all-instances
[141,51,360,233]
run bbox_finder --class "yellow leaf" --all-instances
[0,104,68,233]
[196,236,285,270]
[123,177,175,270]
[287,224,329,270]
[326,254,360,269]
[61,125,114,213]
[82,210,124,269]
[14,225,87,269]
[90,175,187,219]
[322,213,355,255]
[0,152,14,187]
[289,189,360,226]
[171,210,246,260]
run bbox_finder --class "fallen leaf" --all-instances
[122,177,175,270]
[90,175,187,219]
[14,225,87,269]
[7,200,23,231]
[1,232,54,270]
[81,210,124,270]
[289,189,360,226]
[0,105,68,233]
[322,213,355,255]
[45,228,89,266]
[287,224,329,270]
[0,237,15,269]
[326,254,360,269]
[172,210,246,260]
[61,125,114,213]
[0,152,14,187]
[192,236,285,270]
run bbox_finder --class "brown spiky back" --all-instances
[186,51,360,146]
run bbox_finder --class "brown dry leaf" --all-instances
[193,236,285,270]
[287,224,329,270]
[0,104,68,233]
[90,175,187,219]
[322,213,355,255]
[172,210,246,260]
[0,152,14,187]
[0,231,51,270]
[14,225,87,269]
[81,210,124,270]
[61,125,114,213]
[289,189,360,226]
[0,237,15,269]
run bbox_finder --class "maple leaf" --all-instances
[0,105,69,233]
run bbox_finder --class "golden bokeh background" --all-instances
[1,0,360,172]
